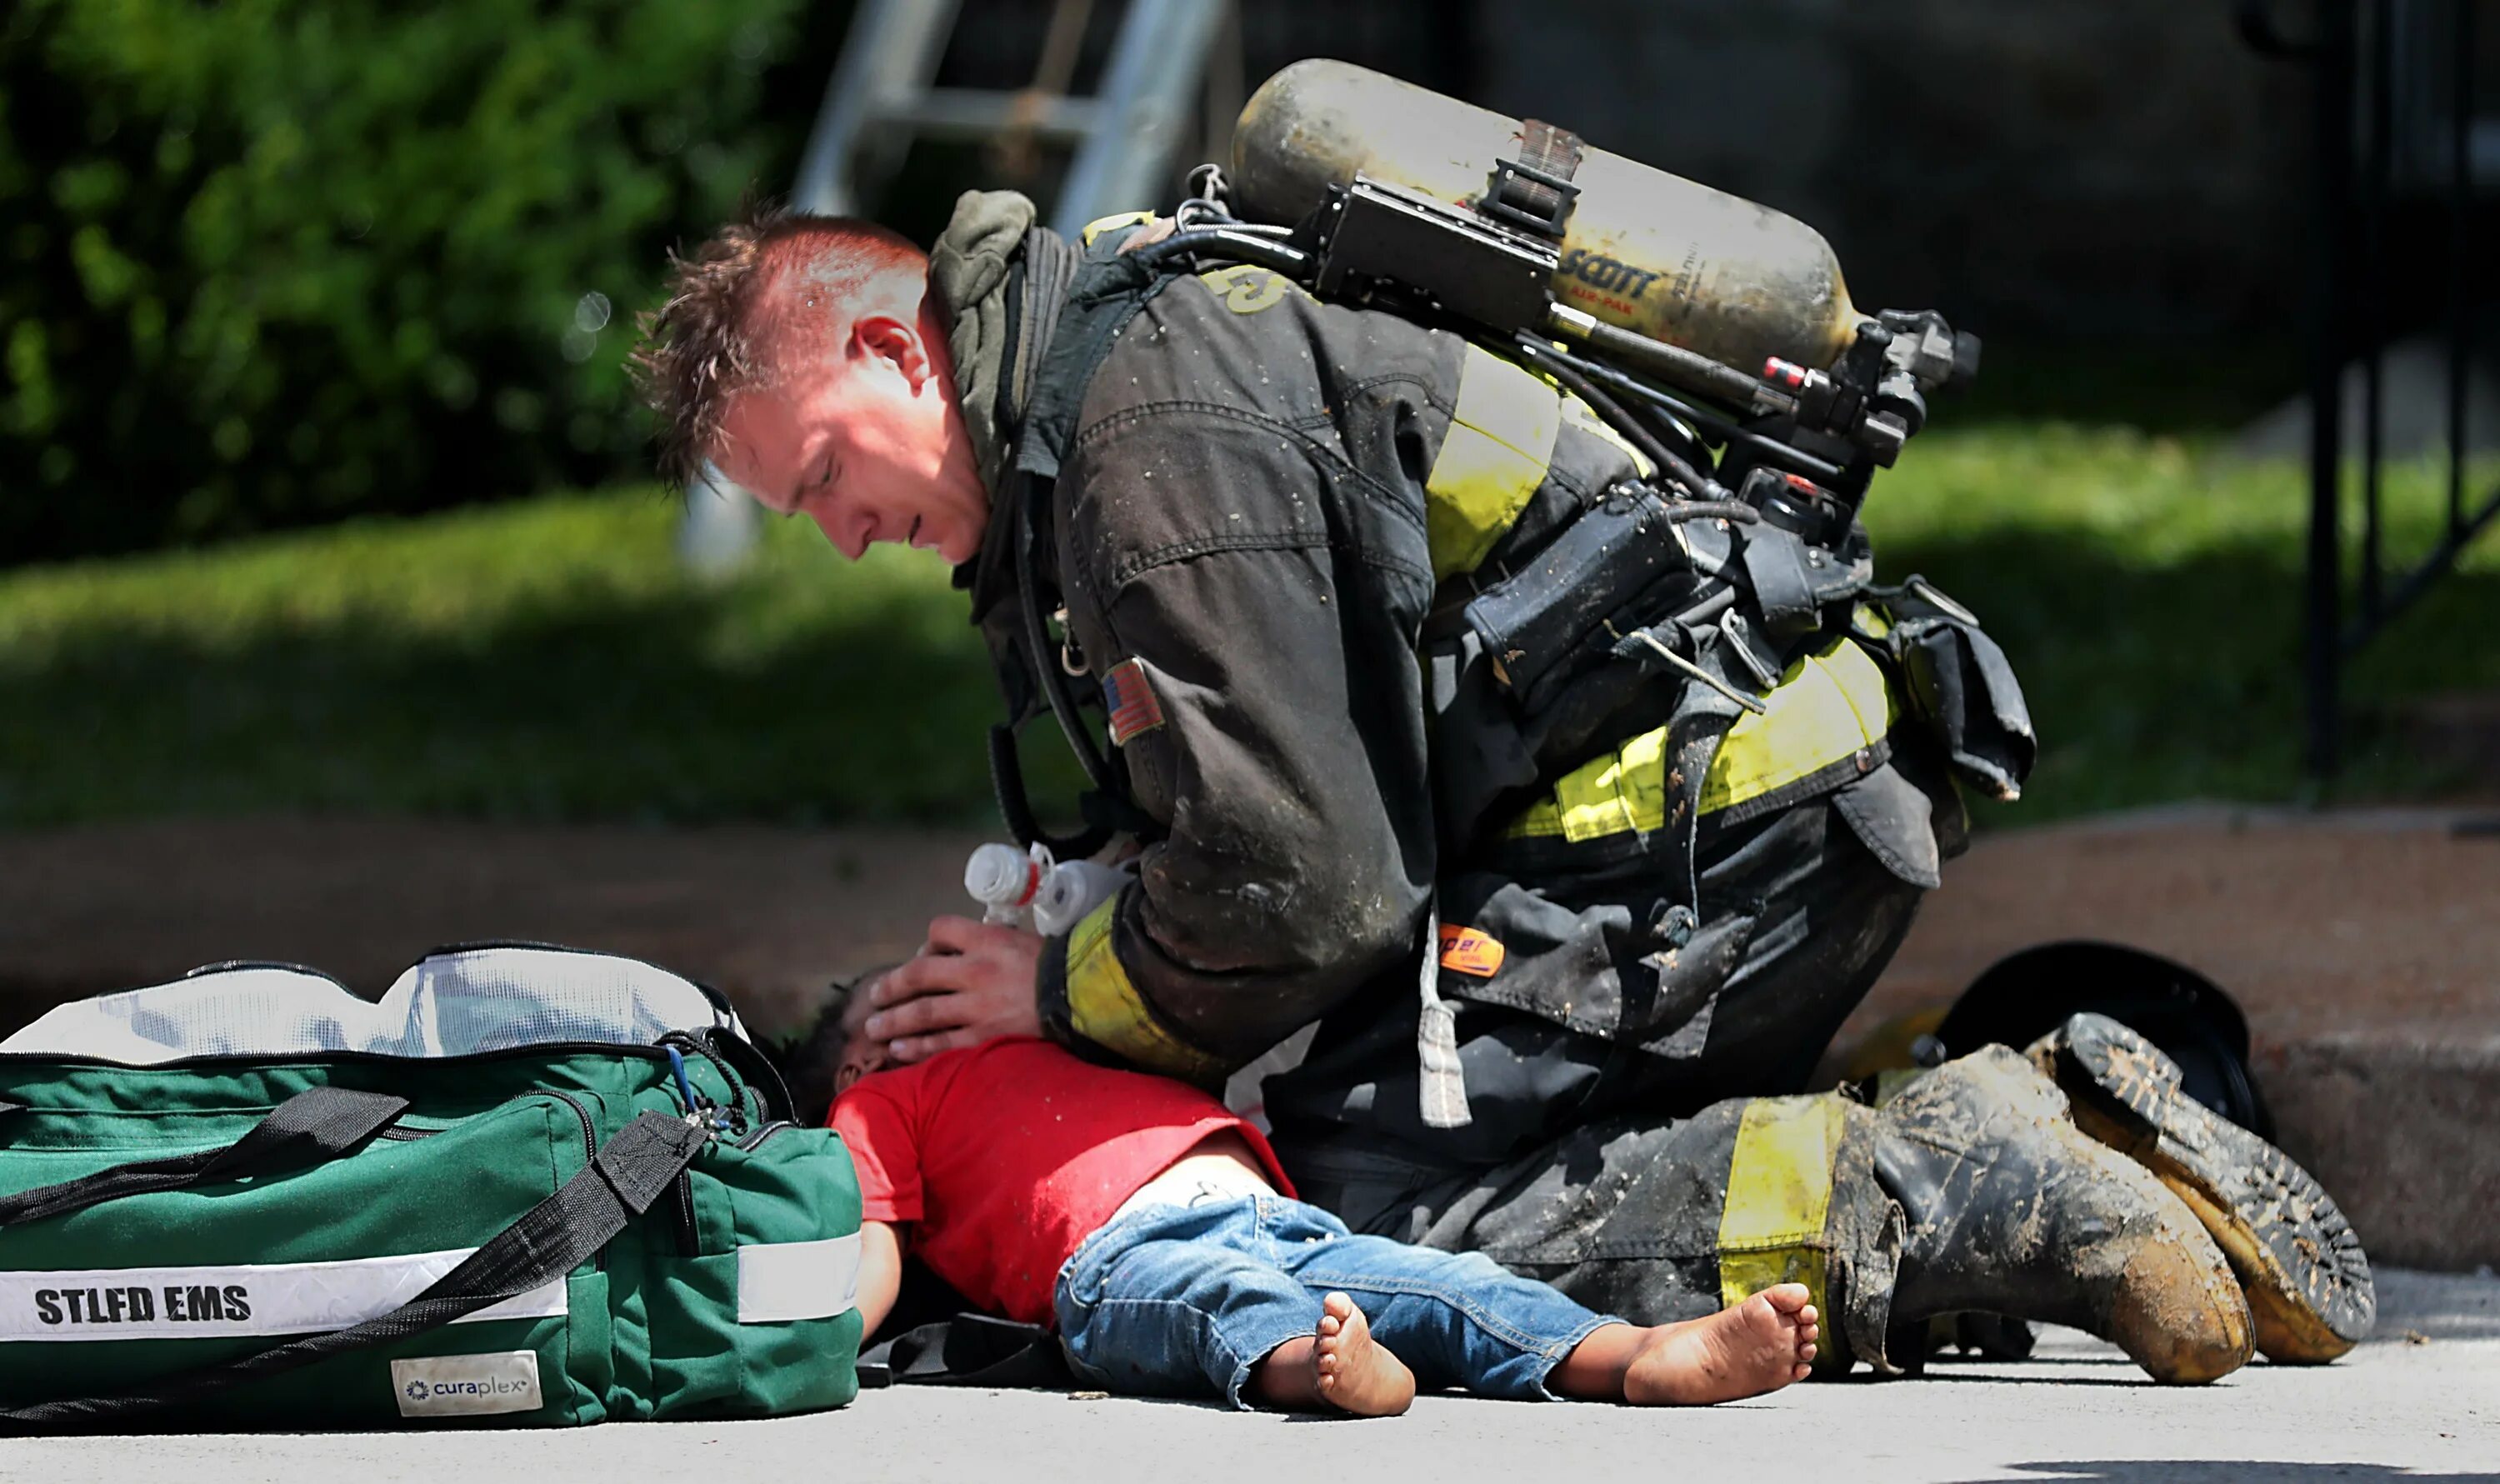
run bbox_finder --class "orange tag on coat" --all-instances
[1437,925,1506,977]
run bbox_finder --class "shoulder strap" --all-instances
[0,1087,408,1228]
[995,228,1185,854]
[0,1111,708,1429]
[1012,231,1179,482]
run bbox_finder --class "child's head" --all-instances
[776,966,898,1123]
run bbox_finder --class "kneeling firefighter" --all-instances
[649,59,2373,1377]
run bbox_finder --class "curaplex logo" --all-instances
[390,1351,542,1417]
[415,1377,534,1397]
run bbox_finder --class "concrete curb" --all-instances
[1853,807,2500,1275]
[2260,1035,2500,1272]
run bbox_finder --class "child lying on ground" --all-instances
[800,973,1818,1416]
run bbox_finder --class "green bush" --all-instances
[0,0,813,561]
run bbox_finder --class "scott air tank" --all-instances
[1228,59,1862,377]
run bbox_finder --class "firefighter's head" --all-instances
[635,207,989,565]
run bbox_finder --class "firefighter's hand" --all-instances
[862,916,1043,1062]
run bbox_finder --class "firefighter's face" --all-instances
[716,302,988,565]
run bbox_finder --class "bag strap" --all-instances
[858,1313,1072,1391]
[0,1087,410,1228]
[0,1110,708,1429]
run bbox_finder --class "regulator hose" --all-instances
[1133,229,1316,278]
[1510,335,1747,517]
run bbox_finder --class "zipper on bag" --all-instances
[735,1120,796,1152]
[673,1170,702,1257]
[538,1089,611,1272]
[658,1045,721,1257]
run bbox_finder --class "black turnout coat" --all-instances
[960,224,2026,1176]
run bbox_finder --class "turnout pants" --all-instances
[1272,797,1924,1371]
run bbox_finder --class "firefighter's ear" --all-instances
[851,312,932,393]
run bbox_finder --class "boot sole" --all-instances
[2039,1014,2375,1363]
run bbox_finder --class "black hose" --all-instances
[1541,342,1850,486]
[1588,369,1716,472]
[1016,474,1116,801]
[1568,316,1778,412]
[1133,228,1315,277]
[1511,334,1735,507]
[988,724,1112,862]
[1506,336,1716,473]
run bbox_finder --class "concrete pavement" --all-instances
[8,1270,2496,1483]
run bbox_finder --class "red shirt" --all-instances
[828,1037,1292,1326]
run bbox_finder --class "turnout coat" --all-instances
[953,217,2029,1179]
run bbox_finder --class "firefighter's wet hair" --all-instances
[632,197,922,486]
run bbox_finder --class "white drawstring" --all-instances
[1416,903,1472,1129]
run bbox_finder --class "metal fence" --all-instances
[2245,0,2496,775]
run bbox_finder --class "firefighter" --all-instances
[632,191,2372,1379]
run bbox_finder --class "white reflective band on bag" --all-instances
[735,1233,862,1324]
[0,1249,567,1342]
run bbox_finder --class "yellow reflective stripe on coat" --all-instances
[1425,344,1562,582]
[1061,898,1225,1080]
[1717,1095,1844,1334]
[1504,635,1895,841]
[1695,633,1894,815]
[1516,727,1676,842]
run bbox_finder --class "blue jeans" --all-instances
[1053,1192,1620,1407]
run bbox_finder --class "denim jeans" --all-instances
[1052,1192,1619,1407]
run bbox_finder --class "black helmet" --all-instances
[1935,940,2274,1140]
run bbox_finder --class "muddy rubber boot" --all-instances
[2028,1012,2376,1364]
[1878,1045,2253,1384]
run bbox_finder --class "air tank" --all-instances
[1229,59,1863,375]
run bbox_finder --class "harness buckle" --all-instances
[1053,607,1088,677]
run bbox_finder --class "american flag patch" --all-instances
[1102,658,1167,746]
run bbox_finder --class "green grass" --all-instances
[1,427,2493,830]
[0,493,1081,827]
[1862,429,2500,820]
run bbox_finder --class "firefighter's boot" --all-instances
[2028,1012,2375,1363]
[1878,1045,2253,1384]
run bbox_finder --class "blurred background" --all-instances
[3,0,2494,836]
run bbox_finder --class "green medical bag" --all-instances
[0,946,862,1428]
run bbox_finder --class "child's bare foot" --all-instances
[1253,1294,1415,1416]
[1315,1293,1415,1417]
[1622,1283,1819,1405]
